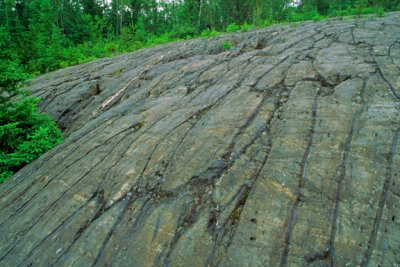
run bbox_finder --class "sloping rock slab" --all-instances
[1,13,400,267]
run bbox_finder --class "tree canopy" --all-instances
[0,0,399,74]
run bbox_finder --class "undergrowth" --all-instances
[27,5,390,75]
[0,92,63,183]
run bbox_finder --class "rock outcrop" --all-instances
[1,13,400,267]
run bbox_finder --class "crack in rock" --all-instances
[1,13,400,267]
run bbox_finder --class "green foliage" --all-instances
[134,17,148,42]
[104,41,120,54]
[376,6,385,16]
[356,0,367,15]
[169,25,197,39]
[327,5,387,17]
[200,29,220,38]
[240,23,255,31]
[0,17,63,183]
[221,40,232,50]
[0,97,63,183]
[226,22,254,33]
[286,7,325,22]
[1,0,398,77]
[226,23,240,33]
[0,171,13,184]
[0,26,30,105]
[0,60,29,101]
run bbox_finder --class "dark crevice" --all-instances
[162,186,210,266]
[305,248,330,263]
[91,196,137,266]
[154,59,254,181]
[159,77,278,265]
[40,76,91,112]
[56,189,107,261]
[3,71,200,218]
[328,78,367,267]
[0,122,139,229]
[0,239,19,262]
[7,131,136,264]
[2,15,400,267]
[206,86,287,266]
[371,53,400,102]
[280,87,319,267]
[360,127,399,267]
[16,191,99,266]
[25,58,249,267]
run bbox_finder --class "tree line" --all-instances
[1,0,399,76]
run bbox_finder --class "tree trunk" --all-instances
[198,0,203,29]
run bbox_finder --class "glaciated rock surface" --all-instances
[1,13,400,267]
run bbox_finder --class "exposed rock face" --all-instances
[1,13,400,267]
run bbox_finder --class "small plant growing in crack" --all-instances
[221,40,232,51]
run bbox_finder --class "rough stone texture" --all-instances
[1,13,400,267]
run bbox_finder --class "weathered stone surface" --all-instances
[1,13,400,267]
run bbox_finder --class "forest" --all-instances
[0,0,399,182]
[1,0,400,77]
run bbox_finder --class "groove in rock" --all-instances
[360,127,399,266]
[280,88,319,267]
[207,87,288,266]
[328,79,367,267]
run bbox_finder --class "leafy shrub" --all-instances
[328,5,385,18]
[240,23,255,31]
[121,26,136,43]
[375,6,385,17]
[286,8,325,22]
[200,29,220,38]
[0,28,30,95]
[226,23,240,33]
[104,42,120,54]
[258,19,274,27]
[134,17,148,42]
[0,60,29,101]
[312,13,325,21]
[148,34,177,46]
[0,97,63,183]
[0,171,13,184]
[221,40,232,50]
[169,25,197,39]
[0,28,63,184]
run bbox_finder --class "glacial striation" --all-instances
[1,13,400,267]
